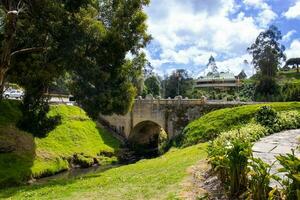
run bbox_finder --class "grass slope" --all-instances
[0,143,207,200]
[278,70,300,85]
[0,100,120,186]
[182,102,300,146]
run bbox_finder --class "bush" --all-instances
[276,150,300,200]
[208,133,252,197]
[278,111,300,130]
[17,92,61,138]
[254,77,280,101]
[255,106,278,128]
[207,110,300,199]
[280,83,300,101]
[226,95,234,101]
[158,129,169,155]
[239,82,255,101]
[247,157,275,200]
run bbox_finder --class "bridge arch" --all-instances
[129,120,167,156]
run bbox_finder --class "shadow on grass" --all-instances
[0,127,36,189]
[0,166,111,199]
[96,125,121,151]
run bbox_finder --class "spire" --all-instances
[207,55,218,74]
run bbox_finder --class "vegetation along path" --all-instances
[252,129,300,185]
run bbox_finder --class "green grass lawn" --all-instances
[0,100,120,187]
[278,70,300,84]
[0,143,207,200]
[182,102,300,146]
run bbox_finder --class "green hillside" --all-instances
[278,70,300,85]
[182,102,300,146]
[0,100,120,187]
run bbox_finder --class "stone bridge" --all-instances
[99,97,256,149]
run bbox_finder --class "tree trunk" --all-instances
[0,69,5,99]
[0,9,18,99]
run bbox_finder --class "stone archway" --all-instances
[129,121,166,156]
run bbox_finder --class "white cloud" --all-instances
[286,39,300,58]
[198,54,254,77]
[243,0,277,27]
[257,9,278,27]
[282,30,297,42]
[145,0,263,75]
[216,54,254,76]
[284,1,300,19]
[243,0,266,9]
[144,0,300,77]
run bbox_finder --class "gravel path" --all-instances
[252,129,300,186]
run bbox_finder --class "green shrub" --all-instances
[208,123,268,179]
[204,105,300,199]
[255,106,278,128]
[208,133,252,197]
[247,157,276,200]
[226,95,234,101]
[280,83,300,101]
[277,111,300,130]
[227,136,252,197]
[254,77,280,102]
[276,150,300,200]
[0,100,21,126]
[207,111,300,199]
[158,129,169,155]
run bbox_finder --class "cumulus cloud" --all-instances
[143,0,297,78]
[282,30,297,42]
[144,0,263,76]
[286,39,300,58]
[283,1,300,19]
[243,0,277,27]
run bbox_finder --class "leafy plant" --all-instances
[247,157,278,200]
[208,133,253,198]
[276,150,300,200]
[227,136,252,197]
[255,106,278,128]
[158,129,169,155]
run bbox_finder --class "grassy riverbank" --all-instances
[0,100,120,187]
[182,102,300,146]
[0,143,207,199]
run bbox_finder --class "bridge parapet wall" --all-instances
[100,98,259,142]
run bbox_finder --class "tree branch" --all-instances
[10,47,46,57]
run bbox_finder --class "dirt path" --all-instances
[180,160,228,200]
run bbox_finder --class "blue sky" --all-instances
[144,0,300,77]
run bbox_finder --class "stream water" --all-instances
[32,164,120,185]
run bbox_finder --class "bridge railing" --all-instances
[135,96,259,106]
[135,96,206,105]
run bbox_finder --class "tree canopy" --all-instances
[0,0,151,134]
[163,69,193,98]
[248,25,286,77]
[248,25,286,99]
[144,75,161,97]
[285,58,300,73]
